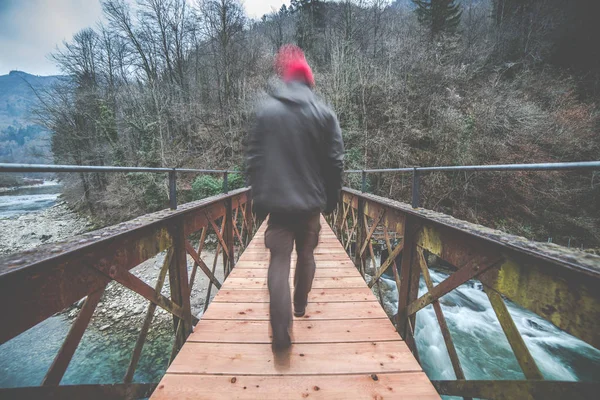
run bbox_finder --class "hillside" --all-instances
[37,0,600,249]
[0,70,61,164]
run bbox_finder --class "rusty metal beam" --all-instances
[188,228,207,291]
[384,227,402,329]
[182,191,248,236]
[232,208,243,247]
[478,257,600,349]
[354,200,366,275]
[432,380,599,400]
[342,192,405,241]
[110,263,185,319]
[406,239,421,361]
[368,240,404,288]
[206,214,230,259]
[485,287,544,380]
[416,248,467,385]
[42,286,106,386]
[366,215,378,276]
[185,241,221,289]
[407,255,504,316]
[224,197,235,276]
[360,210,385,257]
[397,215,421,360]
[204,216,227,313]
[169,217,192,351]
[238,205,246,244]
[123,249,172,384]
[246,197,254,244]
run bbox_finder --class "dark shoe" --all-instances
[293,307,305,318]
[272,330,291,352]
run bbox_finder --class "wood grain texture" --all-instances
[152,373,440,400]
[212,287,375,303]
[223,276,367,289]
[233,261,357,269]
[240,253,351,261]
[187,319,400,343]
[201,301,389,320]
[168,342,422,375]
[228,268,362,279]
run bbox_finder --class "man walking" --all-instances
[246,45,344,351]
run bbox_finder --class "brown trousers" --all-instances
[265,212,321,342]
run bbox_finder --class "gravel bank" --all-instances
[0,201,92,255]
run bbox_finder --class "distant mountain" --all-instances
[0,70,61,130]
[0,71,62,164]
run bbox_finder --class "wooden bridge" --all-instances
[151,216,439,399]
[1,177,599,399]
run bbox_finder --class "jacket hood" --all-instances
[271,81,314,105]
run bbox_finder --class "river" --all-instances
[0,181,61,218]
[376,270,600,384]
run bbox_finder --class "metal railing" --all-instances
[4,160,599,210]
[3,160,600,210]
[345,161,600,208]
[0,163,241,211]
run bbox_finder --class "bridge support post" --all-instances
[411,168,420,208]
[354,197,366,276]
[168,217,192,353]
[361,170,367,192]
[245,191,254,246]
[222,172,229,194]
[223,197,234,277]
[168,169,177,210]
[397,215,421,359]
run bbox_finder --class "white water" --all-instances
[377,270,600,382]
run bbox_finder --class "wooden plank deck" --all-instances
[151,216,440,399]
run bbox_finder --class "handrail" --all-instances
[345,161,600,207]
[5,160,598,174]
[0,163,243,210]
[0,162,238,174]
[3,161,599,209]
[345,160,600,173]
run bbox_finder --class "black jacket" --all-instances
[246,81,344,215]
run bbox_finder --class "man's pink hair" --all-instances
[274,44,315,87]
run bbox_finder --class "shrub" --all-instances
[192,175,223,200]
[191,170,246,201]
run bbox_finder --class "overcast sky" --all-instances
[0,0,288,76]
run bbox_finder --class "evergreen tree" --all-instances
[290,0,325,59]
[412,0,462,36]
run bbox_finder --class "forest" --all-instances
[37,0,600,249]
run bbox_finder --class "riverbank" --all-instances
[0,201,92,255]
[0,177,47,191]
